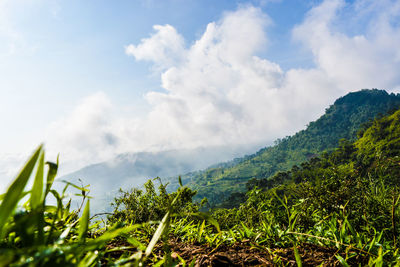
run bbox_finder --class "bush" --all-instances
[108,178,198,225]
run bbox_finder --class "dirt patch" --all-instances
[163,238,368,266]
[104,237,368,266]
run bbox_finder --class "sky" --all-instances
[1,0,400,187]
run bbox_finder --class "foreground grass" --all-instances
[0,143,399,266]
[0,145,173,266]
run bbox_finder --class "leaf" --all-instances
[293,245,302,267]
[127,237,146,251]
[0,191,29,201]
[373,247,384,267]
[145,211,170,257]
[191,212,221,233]
[60,180,90,192]
[0,145,42,239]
[153,258,166,267]
[179,176,183,187]
[78,251,99,267]
[198,220,205,242]
[188,257,197,267]
[79,199,90,242]
[335,255,350,267]
[173,252,186,266]
[30,150,44,209]
[84,225,140,251]
[143,185,187,259]
[114,251,143,265]
[273,190,287,209]
[57,222,77,244]
[45,155,59,197]
[50,189,64,220]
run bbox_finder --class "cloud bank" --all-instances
[45,0,400,172]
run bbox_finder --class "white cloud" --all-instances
[0,153,29,193]
[292,0,400,91]
[45,92,119,170]
[125,24,185,70]
[45,1,400,173]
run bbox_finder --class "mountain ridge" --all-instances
[167,89,400,205]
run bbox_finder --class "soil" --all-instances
[159,238,368,266]
[105,237,369,266]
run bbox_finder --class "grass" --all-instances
[0,145,399,266]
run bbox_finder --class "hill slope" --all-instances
[168,89,400,205]
[58,145,256,211]
[251,107,400,193]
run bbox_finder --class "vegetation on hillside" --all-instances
[168,89,400,206]
[2,90,400,265]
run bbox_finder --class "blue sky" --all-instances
[1,0,311,150]
[0,0,314,155]
[1,0,400,183]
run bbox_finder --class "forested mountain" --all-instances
[168,89,400,205]
[244,106,400,198]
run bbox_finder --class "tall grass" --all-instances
[1,145,400,266]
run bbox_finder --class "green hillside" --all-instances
[169,89,400,205]
[3,96,400,265]
[247,106,400,194]
[203,107,400,265]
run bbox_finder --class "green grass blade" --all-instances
[45,155,59,196]
[145,211,170,257]
[192,212,221,233]
[188,257,197,267]
[153,258,165,267]
[335,255,350,267]
[48,189,63,221]
[114,250,142,265]
[60,180,90,193]
[0,145,42,239]
[84,225,140,250]
[30,150,44,209]
[57,222,77,244]
[373,247,384,267]
[79,199,90,242]
[127,237,146,251]
[198,220,205,242]
[174,252,186,266]
[293,245,302,267]
[143,187,185,259]
[78,251,99,267]
[0,191,29,201]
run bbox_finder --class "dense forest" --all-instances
[1,89,400,265]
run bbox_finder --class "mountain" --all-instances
[252,106,400,220]
[167,89,400,205]
[247,106,400,194]
[57,145,258,212]
[211,102,400,250]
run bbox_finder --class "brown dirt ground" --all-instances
[105,237,368,266]
[156,238,368,266]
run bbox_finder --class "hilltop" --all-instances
[167,89,400,205]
